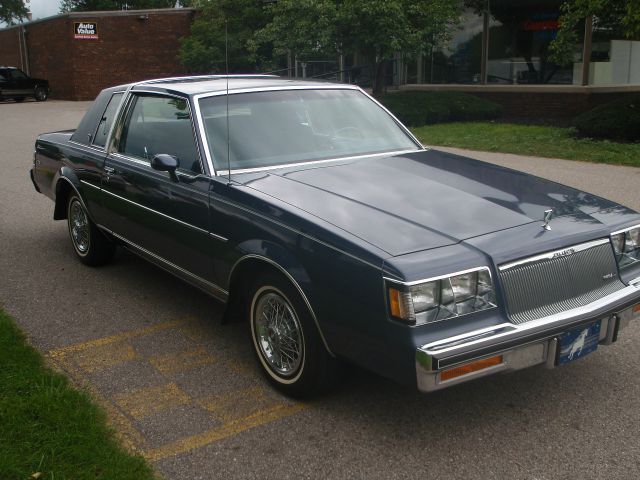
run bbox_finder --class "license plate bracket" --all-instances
[557,320,601,366]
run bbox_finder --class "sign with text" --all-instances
[74,22,98,40]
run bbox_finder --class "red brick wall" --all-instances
[0,27,24,71]
[470,91,589,122]
[0,9,194,100]
[26,16,76,99]
[402,85,640,124]
[470,91,640,124]
[69,11,194,100]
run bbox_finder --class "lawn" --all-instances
[411,122,640,167]
[0,309,155,480]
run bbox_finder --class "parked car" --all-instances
[30,76,640,396]
[0,66,49,102]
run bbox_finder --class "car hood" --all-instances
[239,149,622,256]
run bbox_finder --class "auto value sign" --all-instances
[74,22,98,40]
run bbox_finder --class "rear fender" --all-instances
[53,167,85,220]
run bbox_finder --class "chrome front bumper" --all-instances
[416,284,640,392]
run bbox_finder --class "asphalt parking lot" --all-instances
[1,99,640,480]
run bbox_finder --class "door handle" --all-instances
[104,166,116,174]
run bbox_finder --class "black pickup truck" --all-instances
[0,66,49,102]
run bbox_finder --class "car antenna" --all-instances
[225,18,231,185]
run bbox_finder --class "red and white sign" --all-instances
[74,22,99,40]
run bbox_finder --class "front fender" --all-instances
[232,238,313,292]
[228,239,335,354]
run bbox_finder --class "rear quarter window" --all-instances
[93,93,124,148]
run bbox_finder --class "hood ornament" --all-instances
[542,209,554,230]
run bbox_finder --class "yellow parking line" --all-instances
[48,317,193,357]
[46,315,308,461]
[73,343,137,373]
[197,386,284,424]
[112,382,191,420]
[48,354,148,453]
[149,347,216,375]
[144,402,308,462]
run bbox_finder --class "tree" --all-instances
[255,0,338,61]
[180,0,273,73]
[60,0,179,12]
[550,0,640,65]
[256,0,463,94]
[0,0,28,25]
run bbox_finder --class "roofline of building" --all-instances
[0,7,196,32]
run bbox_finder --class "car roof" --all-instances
[126,75,357,97]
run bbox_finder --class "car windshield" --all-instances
[198,89,419,171]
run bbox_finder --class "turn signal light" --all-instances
[440,355,503,382]
[633,304,640,313]
[388,287,414,321]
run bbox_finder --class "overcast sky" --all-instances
[27,0,62,20]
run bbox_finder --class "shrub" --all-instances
[376,91,503,127]
[574,96,640,142]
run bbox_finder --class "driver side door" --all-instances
[100,92,216,287]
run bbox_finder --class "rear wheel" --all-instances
[34,86,47,102]
[248,272,336,397]
[67,194,115,266]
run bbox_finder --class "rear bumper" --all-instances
[416,283,640,392]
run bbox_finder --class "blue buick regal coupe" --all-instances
[31,75,640,396]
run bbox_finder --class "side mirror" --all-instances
[151,154,179,182]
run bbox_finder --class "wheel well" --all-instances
[223,259,277,323]
[53,180,72,220]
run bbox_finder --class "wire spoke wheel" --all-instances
[69,199,90,255]
[253,290,304,379]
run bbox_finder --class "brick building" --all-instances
[0,8,195,100]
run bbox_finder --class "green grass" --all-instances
[411,122,640,167]
[0,309,155,480]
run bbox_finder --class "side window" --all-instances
[118,94,201,174]
[10,69,27,79]
[93,92,123,148]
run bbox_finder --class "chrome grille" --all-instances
[498,239,624,324]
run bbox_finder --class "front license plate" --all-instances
[557,321,601,366]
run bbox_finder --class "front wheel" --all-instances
[249,272,336,397]
[67,194,115,266]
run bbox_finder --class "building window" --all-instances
[586,23,640,85]
[487,0,576,85]
[422,9,484,84]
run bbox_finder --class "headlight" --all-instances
[387,268,496,326]
[611,225,640,270]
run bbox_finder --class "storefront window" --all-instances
[422,9,483,84]
[413,0,639,87]
[487,0,575,84]
[588,23,640,85]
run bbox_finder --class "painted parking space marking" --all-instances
[74,342,137,373]
[197,386,285,422]
[46,316,307,461]
[48,318,190,357]
[149,347,216,375]
[145,402,307,462]
[113,382,191,420]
